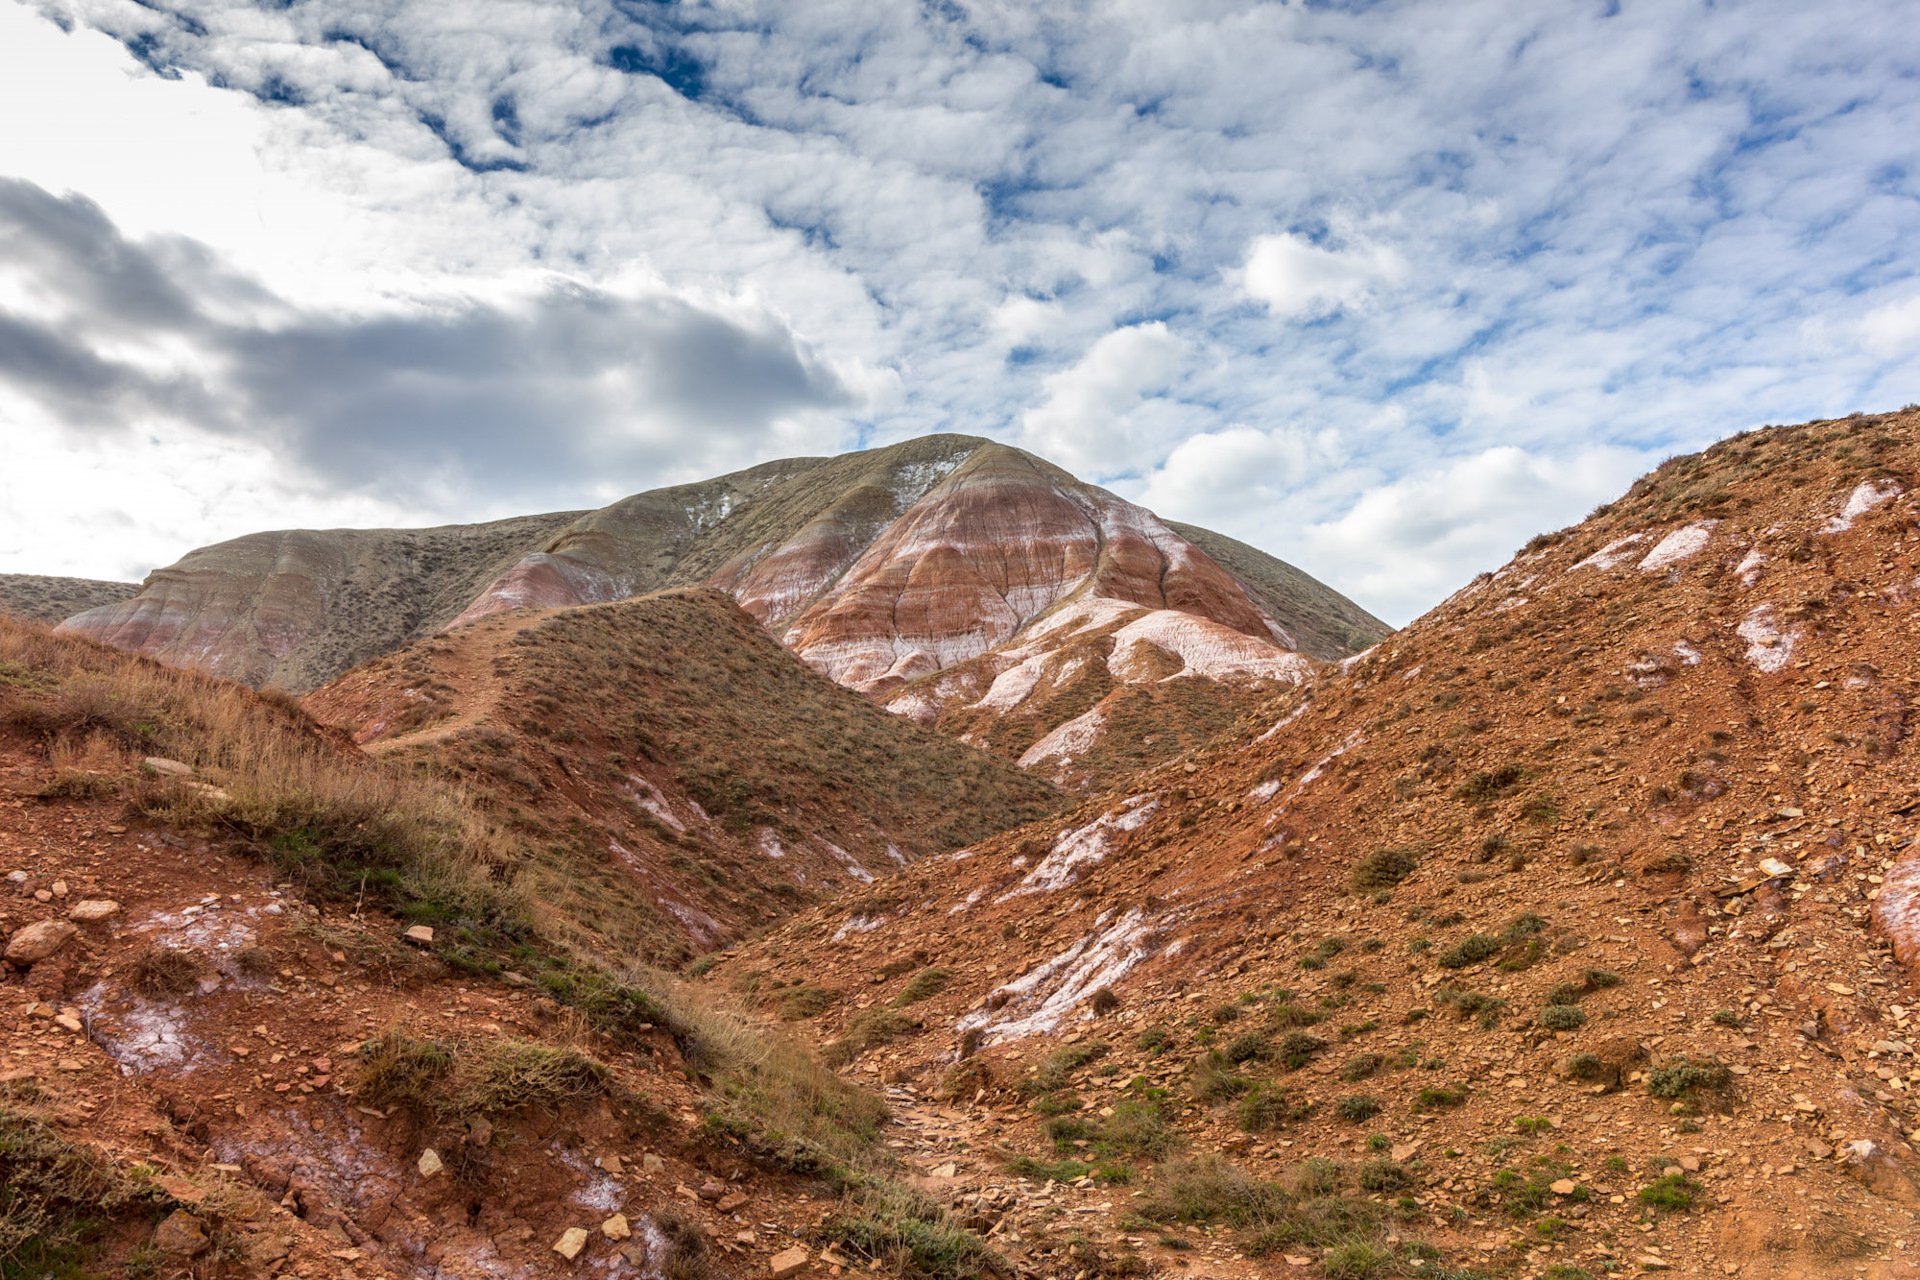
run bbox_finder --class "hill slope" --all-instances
[56,512,583,690]
[0,573,137,624]
[0,617,1039,1279]
[305,588,1062,959]
[715,407,1920,1279]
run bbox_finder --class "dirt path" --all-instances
[359,611,552,755]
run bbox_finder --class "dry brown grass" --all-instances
[350,1029,608,1122]
[129,944,206,997]
[0,617,525,929]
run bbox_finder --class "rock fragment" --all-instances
[154,1210,210,1256]
[5,919,78,965]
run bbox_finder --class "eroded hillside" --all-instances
[305,588,1062,960]
[0,573,137,625]
[715,408,1920,1279]
[0,617,1055,1280]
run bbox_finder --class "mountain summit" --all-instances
[59,437,1384,690]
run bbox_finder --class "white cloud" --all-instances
[1019,322,1189,475]
[1858,293,1920,358]
[1134,424,1347,528]
[1302,444,1651,624]
[0,0,1916,622]
[1241,232,1404,319]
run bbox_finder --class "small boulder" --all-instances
[5,919,78,965]
[402,925,435,946]
[67,899,122,924]
[553,1227,590,1260]
[154,1210,210,1256]
[417,1149,444,1178]
[1841,1138,1920,1203]
[601,1213,631,1240]
[144,756,195,777]
[769,1246,810,1277]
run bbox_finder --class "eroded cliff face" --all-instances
[757,445,1285,693]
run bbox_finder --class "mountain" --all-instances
[712,407,1920,1279]
[57,437,1387,788]
[0,572,137,624]
[54,512,583,690]
[304,587,1061,959]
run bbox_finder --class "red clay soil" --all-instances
[0,741,854,1280]
[716,408,1920,1279]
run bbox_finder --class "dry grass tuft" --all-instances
[350,1029,608,1122]
[130,945,206,997]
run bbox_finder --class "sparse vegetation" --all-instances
[1351,847,1418,891]
[1646,1056,1733,1105]
[130,944,205,997]
[1336,1095,1381,1123]
[0,1089,174,1274]
[351,1029,608,1122]
[1638,1173,1698,1211]
[825,1009,920,1066]
[1540,1004,1586,1031]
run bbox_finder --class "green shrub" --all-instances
[1645,1056,1732,1101]
[1324,1242,1393,1279]
[1336,1095,1381,1123]
[1565,1052,1605,1081]
[1341,1053,1384,1082]
[1415,1084,1469,1111]
[891,967,952,1007]
[1637,1173,1697,1211]
[1278,1032,1326,1071]
[1224,1030,1273,1064]
[1237,1085,1306,1132]
[1189,1051,1252,1104]
[1352,847,1419,891]
[1437,935,1500,969]
[1356,1158,1410,1192]
[1539,1005,1586,1031]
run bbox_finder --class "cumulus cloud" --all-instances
[1858,294,1920,358]
[1241,233,1405,319]
[1135,424,1347,529]
[1019,322,1189,475]
[1302,444,1652,624]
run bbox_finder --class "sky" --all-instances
[0,0,1916,625]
